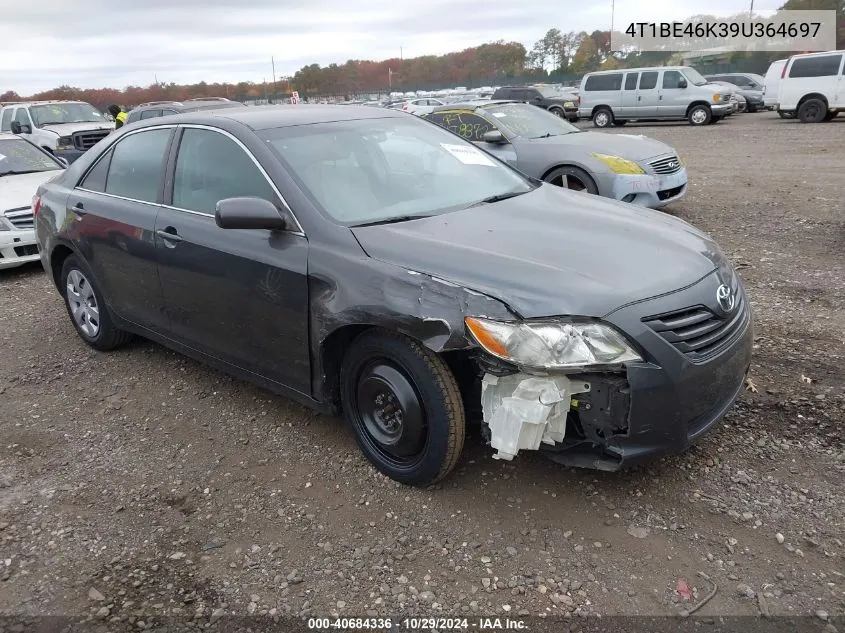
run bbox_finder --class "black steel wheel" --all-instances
[798,98,826,123]
[340,330,465,486]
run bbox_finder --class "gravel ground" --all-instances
[1,113,844,628]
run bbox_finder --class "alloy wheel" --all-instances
[66,269,100,338]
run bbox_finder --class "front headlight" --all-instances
[57,136,73,149]
[591,153,645,175]
[0,216,12,231]
[465,316,642,370]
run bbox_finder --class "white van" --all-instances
[577,66,733,127]
[763,59,788,113]
[776,50,844,123]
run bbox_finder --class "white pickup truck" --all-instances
[0,100,114,164]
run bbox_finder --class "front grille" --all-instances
[73,130,110,151]
[643,291,749,362]
[13,244,38,257]
[648,155,682,175]
[3,207,33,229]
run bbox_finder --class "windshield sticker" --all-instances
[0,154,6,161]
[491,112,506,118]
[440,143,496,166]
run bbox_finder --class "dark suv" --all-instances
[125,98,246,124]
[490,86,579,122]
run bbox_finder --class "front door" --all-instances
[69,127,174,331]
[154,126,311,393]
[657,69,689,118]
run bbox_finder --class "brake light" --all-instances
[32,194,41,217]
[402,104,409,111]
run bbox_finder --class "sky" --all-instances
[1,0,783,95]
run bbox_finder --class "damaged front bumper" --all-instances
[477,272,753,471]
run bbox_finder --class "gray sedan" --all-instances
[423,100,687,209]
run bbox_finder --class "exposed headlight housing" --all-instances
[57,136,74,149]
[591,153,645,175]
[465,316,643,370]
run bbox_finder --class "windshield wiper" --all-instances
[0,169,42,176]
[352,214,433,227]
[467,189,530,207]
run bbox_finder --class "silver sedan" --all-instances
[423,100,688,209]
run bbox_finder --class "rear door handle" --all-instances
[156,228,182,243]
[72,202,87,216]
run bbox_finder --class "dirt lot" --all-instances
[1,113,844,628]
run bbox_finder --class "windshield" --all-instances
[482,102,579,138]
[682,67,709,86]
[536,86,565,98]
[0,139,62,176]
[30,103,106,126]
[263,116,534,226]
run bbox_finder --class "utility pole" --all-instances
[271,57,277,104]
[388,68,393,89]
[749,0,754,16]
[400,47,403,61]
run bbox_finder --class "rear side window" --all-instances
[639,71,658,90]
[105,128,172,203]
[624,73,638,90]
[172,128,279,214]
[79,149,113,192]
[584,73,623,91]
[788,54,843,78]
[140,109,162,120]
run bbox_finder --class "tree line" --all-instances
[2,0,841,110]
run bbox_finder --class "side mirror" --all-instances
[678,79,688,89]
[482,130,506,144]
[215,197,288,230]
[10,121,30,134]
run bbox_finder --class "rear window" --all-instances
[584,73,623,91]
[788,54,843,78]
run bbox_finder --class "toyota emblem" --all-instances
[716,284,735,313]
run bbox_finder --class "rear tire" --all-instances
[798,98,826,123]
[688,105,712,125]
[543,165,599,195]
[592,107,613,128]
[60,255,132,351]
[340,330,465,487]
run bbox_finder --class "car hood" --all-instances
[1,170,63,212]
[37,122,114,136]
[351,184,727,319]
[523,131,675,161]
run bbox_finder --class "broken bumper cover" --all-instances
[609,167,688,209]
[480,271,753,470]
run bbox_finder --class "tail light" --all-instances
[32,194,41,218]
[402,104,409,111]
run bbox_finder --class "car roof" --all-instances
[130,104,407,131]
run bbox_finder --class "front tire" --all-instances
[60,255,132,350]
[543,165,599,194]
[592,107,613,128]
[798,98,826,123]
[688,105,712,125]
[340,330,466,486]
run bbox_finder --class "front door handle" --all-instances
[156,227,182,243]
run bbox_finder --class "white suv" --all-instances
[0,100,114,163]
[776,50,844,123]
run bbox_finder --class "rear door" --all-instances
[154,125,310,392]
[68,126,174,331]
[635,71,660,117]
[620,72,639,116]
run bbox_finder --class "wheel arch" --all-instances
[797,93,829,107]
[591,104,613,117]
[685,101,713,116]
[49,242,78,289]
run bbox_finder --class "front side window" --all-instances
[0,138,63,176]
[13,109,32,125]
[172,128,279,214]
[105,128,172,203]
[482,103,578,138]
[264,116,533,226]
[29,102,105,126]
[662,70,685,89]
